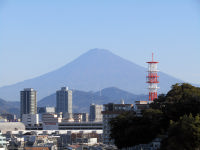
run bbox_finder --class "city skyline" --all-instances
[1,0,200,87]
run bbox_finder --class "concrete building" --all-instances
[0,114,16,122]
[82,113,89,122]
[58,122,103,130]
[102,103,133,145]
[0,131,7,149]
[73,113,89,122]
[75,138,97,146]
[22,114,39,126]
[38,107,55,114]
[73,113,83,122]
[0,122,25,134]
[89,104,103,122]
[20,88,37,118]
[21,114,43,130]
[38,107,56,122]
[134,101,149,116]
[42,113,62,130]
[0,118,7,123]
[56,87,72,118]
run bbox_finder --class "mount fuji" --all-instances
[0,49,182,101]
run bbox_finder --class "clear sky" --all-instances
[0,0,200,87]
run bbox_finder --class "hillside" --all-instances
[0,98,20,115]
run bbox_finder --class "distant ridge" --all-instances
[0,48,182,101]
[0,87,147,115]
[38,87,148,113]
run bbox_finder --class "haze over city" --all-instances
[1,0,200,87]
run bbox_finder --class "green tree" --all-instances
[151,83,200,121]
[160,114,200,150]
[110,109,165,149]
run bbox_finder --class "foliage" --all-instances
[151,83,200,121]
[110,109,165,149]
[160,114,200,150]
[109,83,200,149]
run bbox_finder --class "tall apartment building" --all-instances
[89,104,103,122]
[20,88,37,118]
[102,103,133,145]
[56,87,72,118]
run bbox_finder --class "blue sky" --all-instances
[0,0,200,87]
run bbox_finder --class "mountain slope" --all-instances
[0,49,182,101]
[0,98,20,115]
[38,87,148,112]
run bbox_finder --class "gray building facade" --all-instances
[56,87,72,117]
[89,104,103,122]
[20,88,37,118]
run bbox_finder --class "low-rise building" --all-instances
[38,107,56,122]
[42,113,62,130]
[134,101,149,116]
[22,114,39,126]
[58,122,103,130]
[0,114,16,122]
[22,114,43,130]
[0,131,7,149]
[37,107,55,114]
[0,122,25,134]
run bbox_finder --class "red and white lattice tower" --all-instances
[146,53,159,101]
